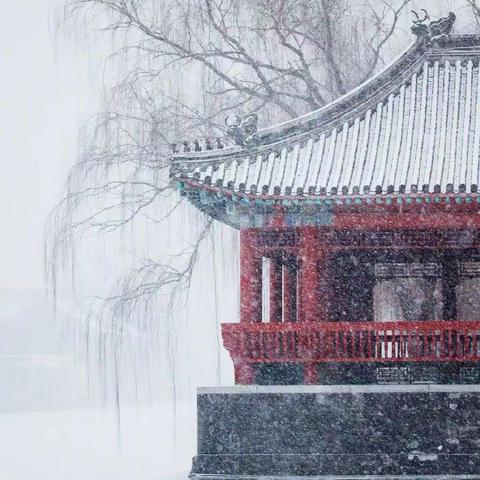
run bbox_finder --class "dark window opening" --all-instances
[456,257,480,320]
[329,249,480,322]
[330,251,375,321]
[262,253,298,323]
[374,261,442,321]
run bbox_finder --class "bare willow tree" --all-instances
[467,0,480,29]
[47,0,411,387]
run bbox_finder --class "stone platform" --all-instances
[191,385,480,480]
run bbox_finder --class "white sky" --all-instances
[0,6,214,478]
[0,0,474,392]
[0,0,97,292]
[0,0,470,292]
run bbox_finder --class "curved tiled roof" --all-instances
[170,34,480,197]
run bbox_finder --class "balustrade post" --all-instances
[240,229,263,323]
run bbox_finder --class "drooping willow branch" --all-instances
[47,0,411,396]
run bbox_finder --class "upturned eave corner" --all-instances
[171,27,476,166]
[170,13,480,215]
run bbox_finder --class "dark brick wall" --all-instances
[191,386,480,478]
[253,362,480,385]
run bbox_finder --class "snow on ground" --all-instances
[0,290,196,480]
[0,406,191,480]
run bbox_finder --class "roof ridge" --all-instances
[172,32,480,219]
[252,34,480,149]
[172,34,480,164]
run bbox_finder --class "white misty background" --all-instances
[0,1,477,479]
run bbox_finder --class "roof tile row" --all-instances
[171,36,480,198]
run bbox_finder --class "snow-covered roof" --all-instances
[170,34,480,198]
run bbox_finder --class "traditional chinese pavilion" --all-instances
[171,13,480,480]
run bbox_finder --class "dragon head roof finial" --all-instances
[411,10,456,45]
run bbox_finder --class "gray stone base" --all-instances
[191,385,480,479]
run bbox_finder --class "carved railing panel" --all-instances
[222,320,480,364]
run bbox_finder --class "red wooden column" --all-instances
[316,248,330,322]
[298,226,320,323]
[298,226,330,384]
[304,364,318,385]
[269,256,283,323]
[237,228,263,385]
[234,363,255,385]
[240,228,263,323]
[283,254,298,322]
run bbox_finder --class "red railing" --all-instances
[222,320,480,364]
